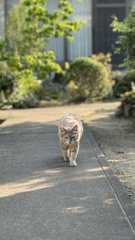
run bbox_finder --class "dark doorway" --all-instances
[92,0,132,68]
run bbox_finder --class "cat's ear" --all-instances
[60,126,67,133]
[72,125,78,131]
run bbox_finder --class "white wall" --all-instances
[0,0,20,39]
[46,0,65,65]
[0,0,93,65]
[6,0,20,11]
[133,0,135,6]
[67,0,92,61]
[0,0,5,39]
[47,0,93,64]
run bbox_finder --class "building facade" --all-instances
[0,0,135,67]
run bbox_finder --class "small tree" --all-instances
[111,7,135,68]
[4,0,84,79]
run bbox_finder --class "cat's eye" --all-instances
[64,137,68,139]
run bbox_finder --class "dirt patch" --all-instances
[81,102,135,203]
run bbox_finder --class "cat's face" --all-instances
[60,125,78,144]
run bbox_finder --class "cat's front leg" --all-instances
[62,149,69,162]
[60,140,69,162]
[70,153,77,166]
[69,144,79,167]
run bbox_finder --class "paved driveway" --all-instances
[0,103,135,240]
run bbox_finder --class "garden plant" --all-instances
[0,0,84,108]
[111,7,135,120]
[66,56,113,102]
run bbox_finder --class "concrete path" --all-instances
[0,103,135,240]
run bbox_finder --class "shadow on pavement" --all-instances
[0,121,106,196]
[0,120,135,240]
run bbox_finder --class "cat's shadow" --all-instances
[44,155,70,169]
[44,155,81,170]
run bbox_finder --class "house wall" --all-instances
[46,0,92,65]
[0,0,135,65]
[0,0,5,39]
[0,0,20,39]
[67,0,92,62]
[133,0,135,6]
[46,0,65,66]
[5,0,19,12]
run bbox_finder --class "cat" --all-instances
[58,113,83,167]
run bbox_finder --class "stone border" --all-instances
[86,124,135,235]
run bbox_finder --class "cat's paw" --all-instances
[70,161,77,167]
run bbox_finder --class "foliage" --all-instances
[91,52,120,82]
[116,89,135,118]
[65,57,113,102]
[121,89,135,105]
[0,61,14,95]
[113,69,135,97]
[0,0,84,107]
[111,8,135,68]
[42,81,63,100]
[0,57,15,106]
[9,90,39,108]
[5,0,84,79]
[0,91,7,107]
[91,52,112,68]
[9,70,42,108]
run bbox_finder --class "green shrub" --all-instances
[0,61,15,107]
[113,70,135,97]
[116,90,135,118]
[122,90,135,105]
[111,8,135,69]
[0,91,7,107]
[0,61,14,96]
[91,52,111,69]
[65,57,112,102]
[3,0,84,81]
[91,53,121,81]
[9,89,39,108]
[9,70,42,108]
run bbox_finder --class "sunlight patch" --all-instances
[0,178,55,198]
[62,206,87,213]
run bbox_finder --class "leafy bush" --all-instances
[0,61,14,95]
[3,0,84,80]
[111,8,135,68]
[9,89,39,108]
[91,52,121,83]
[91,53,111,70]
[0,91,7,107]
[9,70,42,108]
[0,0,85,108]
[121,90,135,105]
[113,70,135,97]
[0,60,15,107]
[42,80,63,100]
[65,57,112,101]
[116,90,135,118]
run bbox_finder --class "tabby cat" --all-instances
[58,113,83,166]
